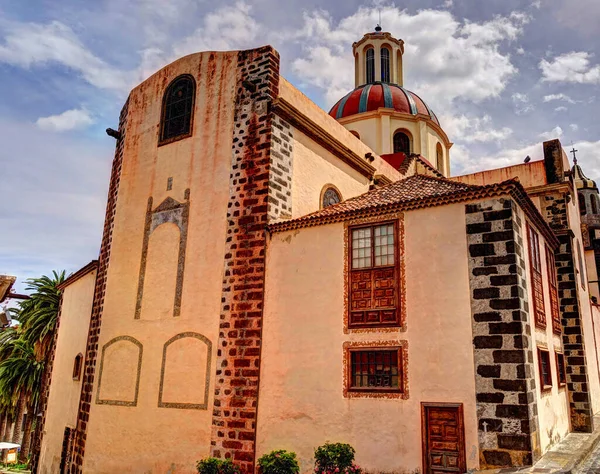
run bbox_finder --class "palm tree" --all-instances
[0,339,44,462]
[15,271,65,359]
[0,271,65,463]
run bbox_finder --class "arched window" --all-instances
[73,353,83,381]
[436,143,444,171]
[592,194,599,215]
[321,186,342,209]
[393,131,411,155]
[381,47,391,83]
[159,75,196,144]
[350,130,360,139]
[579,193,587,215]
[366,48,375,84]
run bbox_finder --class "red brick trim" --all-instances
[70,97,130,473]
[209,47,280,473]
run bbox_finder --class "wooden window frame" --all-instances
[348,220,400,329]
[347,346,404,394]
[158,74,196,146]
[527,223,546,328]
[545,244,561,334]
[537,347,552,391]
[556,351,567,387]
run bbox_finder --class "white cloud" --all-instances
[289,6,529,109]
[531,0,541,9]
[540,51,600,84]
[174,2,261,57]
[543,93,576,103]
[36,108,94,132]
[554,106,568,112]
[443,0,453,7]
[441,114,512,143]
[0,21,134,91]
[511,92,535,115]
[516,47,525,55]
[539,126,563,140]
[570,124,579,131]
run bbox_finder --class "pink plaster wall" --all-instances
[258,203,479,473]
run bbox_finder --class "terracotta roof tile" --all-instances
[268,174,559,250]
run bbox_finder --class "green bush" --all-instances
[196,457,241,474]
[258,450,300,474]
[314,442,361,474]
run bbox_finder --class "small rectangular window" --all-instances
[556,352,566,386]
[538,348,552,390]
[527,223,546,328]
[349,348,403,392]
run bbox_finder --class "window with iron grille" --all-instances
[322,187,341,209]
[545,244,561,334]
[380,47,391,83]
[556,352,566,386]
[349,222,399,328]
[349,348,402,391]
[366,48,375,84]
[527,223,546,328]
[159,75,196,145]
[538,348,552,390]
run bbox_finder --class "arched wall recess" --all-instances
[135,189,190,319]
[95,336,143,407]
[158,332,212,410]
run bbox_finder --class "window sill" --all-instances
[540,385,553,394]
[158,132,193,147]
[348,387,402,393]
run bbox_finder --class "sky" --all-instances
[1,0,600,293]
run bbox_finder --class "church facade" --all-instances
[35,29,600,474]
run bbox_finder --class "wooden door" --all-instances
[422,403,466,474]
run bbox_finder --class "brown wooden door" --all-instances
[422,403,466,474]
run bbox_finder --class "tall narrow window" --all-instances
[527,223,546,328]
[393,131,411,155]
[349,222,399,328]
[538,348,552,390]
[436,143,444,171]
[73,353,83,381]
[556,352,566,386]
[366,48,375,84]
[545,245,561,334]
[579,193,587,215]
[159,74,196,144]
[349,347,403,392]
[381,47,391,83]
[577,242,586,290]
[592,194,599,214]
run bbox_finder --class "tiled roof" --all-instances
[268,174,559,249]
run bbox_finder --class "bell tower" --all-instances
[352,25,405,87]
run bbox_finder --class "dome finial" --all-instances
[375,24,382,32]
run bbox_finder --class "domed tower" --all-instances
[573,154,600,233]
[329,26,452,176]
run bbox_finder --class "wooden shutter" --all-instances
[349,222,399,328]
[545,244,561,334]
[527,223,546,328]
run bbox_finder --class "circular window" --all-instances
[322,186,342,208]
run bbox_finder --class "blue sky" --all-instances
[1,0,600,293]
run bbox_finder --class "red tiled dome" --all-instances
[329,82,440,126]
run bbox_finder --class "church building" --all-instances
[35,27,600,474]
